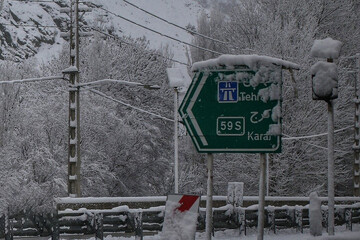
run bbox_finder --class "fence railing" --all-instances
[0,196,359,239]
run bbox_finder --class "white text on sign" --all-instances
[217,117,245,136]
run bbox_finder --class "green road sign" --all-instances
[179,66,282,153]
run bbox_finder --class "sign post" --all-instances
[206,153,214,239]
[258,153,266,240]
[310,38,342,236]
[179,55,299,239]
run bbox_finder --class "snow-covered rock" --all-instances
[0,0,205,63]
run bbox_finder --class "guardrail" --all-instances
[0,196,359,239]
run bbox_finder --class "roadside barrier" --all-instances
[0,196,359,239]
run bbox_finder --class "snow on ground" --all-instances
[15,225,359,240]
[34,40,65,66]
[40,230,360,240]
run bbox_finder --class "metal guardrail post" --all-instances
[134,212,143,240]
[51,212,59,240]
[4,213,13,240]
[345,208,352,231]
[95,213,104,240]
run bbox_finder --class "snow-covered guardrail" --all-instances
[0,196,359,239]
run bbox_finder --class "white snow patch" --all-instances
[258,84,281,103]
[160,201,198,240]
[191,54,300,72]
[71,228,360,240]
[309,192,322,237]
[310,37,343,59]
[56,196,166,204]
[271,104,281,122]
[227,182,244,207]
[166,67,191,89]
[266,124,281,136]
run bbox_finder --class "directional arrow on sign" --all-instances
[186,72,209,146]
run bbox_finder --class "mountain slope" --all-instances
[0,0,206,64]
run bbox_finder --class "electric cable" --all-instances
[0,75,65,84]
[282,126,352,140]
[283,133,351,153]
[88,27,190,66]
[88,88,174,123]
[121,0,255,54]
[121,0,228,46]
[86,2,224,56]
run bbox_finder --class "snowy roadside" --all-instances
[13,225,360,240]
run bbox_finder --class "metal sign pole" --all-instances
[266,153,269,196]
[257,153,266,240]
[326,57,335,236]
[205,153,214,240]
[328,100,335,235]
[174,87,179,194]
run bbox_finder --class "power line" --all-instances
[75,78,160,89]
[283,133,350,153]
[0,75,65,84]
[9,0,58,2]
[9,0,87,3]
[88,27,190,66]
[122,0,228,46]
[86,2,224,56]
[283,126,352,140]
[121,0,257,55]
[88,88,174,122]
[1,19,190,65]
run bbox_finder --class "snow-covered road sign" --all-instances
[179,66,282,153]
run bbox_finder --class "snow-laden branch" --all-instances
[75,79,160,89]
[88,89,174,122]
[0,76,65,84]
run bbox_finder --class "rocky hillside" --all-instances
[0,0,206,63]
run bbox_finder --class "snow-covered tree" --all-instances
[189,0,358,196]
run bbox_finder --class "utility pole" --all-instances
[61,1,92,197]
[354,53,360,197]
[64,0,81,197]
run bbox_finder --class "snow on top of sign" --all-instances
[311,61,338,99]
[191,54,300,71]
[258,84,281,103]
[310,37,343,59]
[166,67,192,88]
[266,124,281,136]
